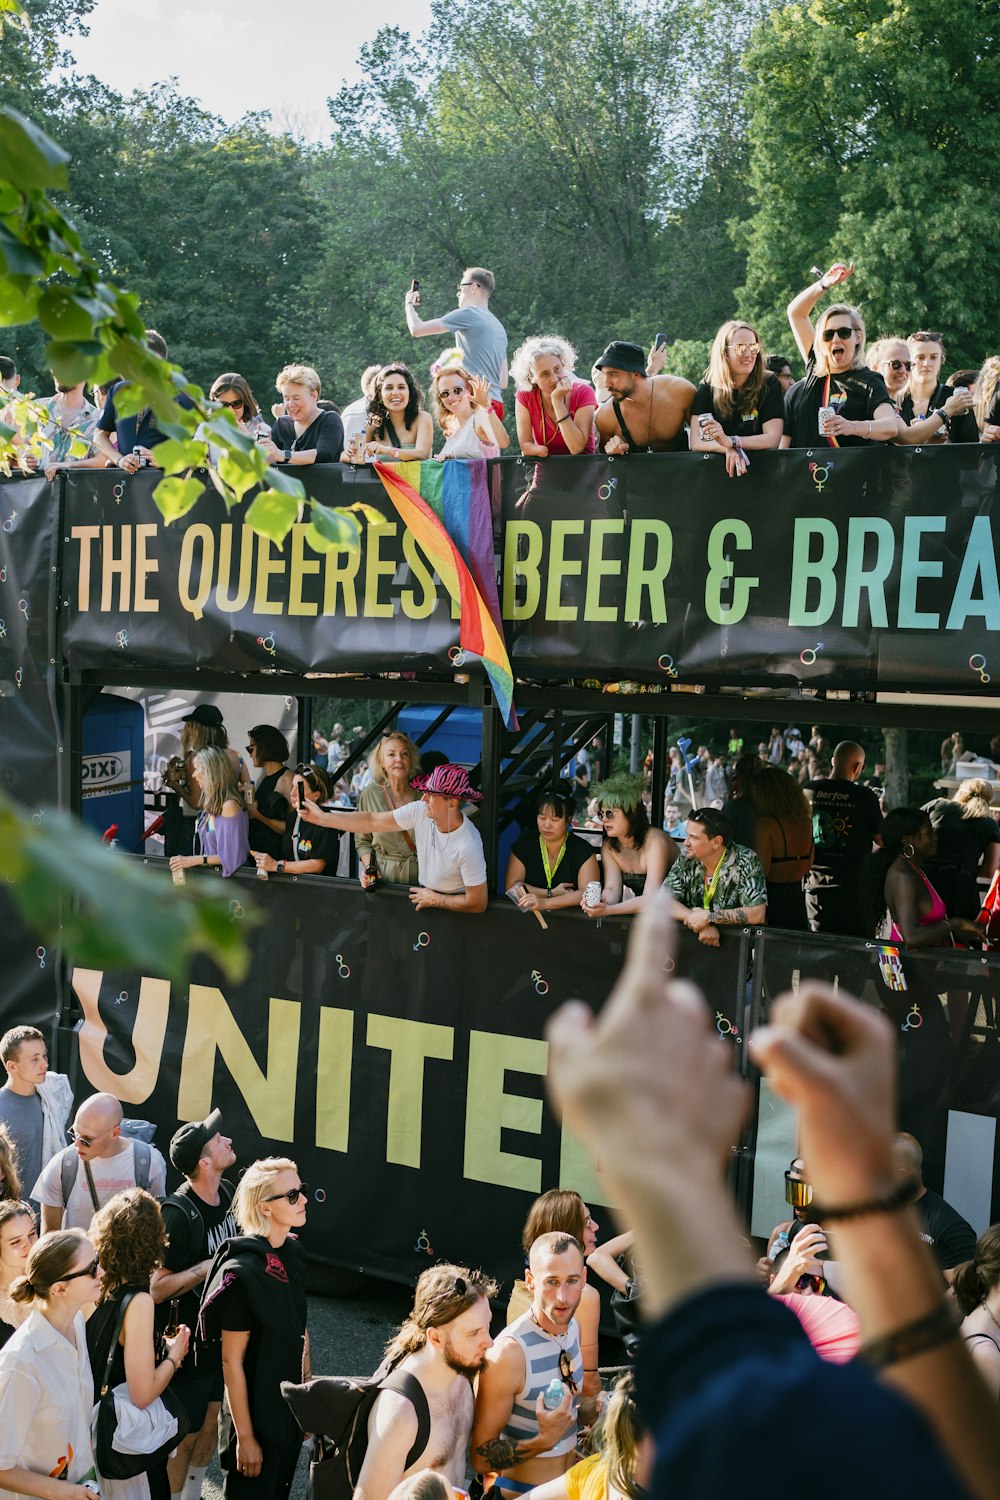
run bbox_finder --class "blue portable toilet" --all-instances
[398,706,483,767]
[80,693,145,851]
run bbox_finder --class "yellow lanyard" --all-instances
[703,848,728,910]
[539,837,567,892]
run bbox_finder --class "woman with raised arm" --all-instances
[782,264,895,448]
[689,320,784,477]
[432,367,509,459]
[581,773,678,921]
[511,336,598,458]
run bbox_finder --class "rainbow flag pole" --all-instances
[372,459,517,729]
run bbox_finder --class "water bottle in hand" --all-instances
[542,1376,565,1410]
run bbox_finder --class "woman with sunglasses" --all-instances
[252,763,340,879]
[351,364,433,463]
[581,773,678,921]
[200,1159,308,1500]
[432,367,509,460]
[782,265,896,448]
[169,746,250,880]
[87,1189,190,1500]
[209,375,270,438]
[689,320,784,477]
[0,1229,103,1500]
[355,733,422,889]
[245,725,294,865]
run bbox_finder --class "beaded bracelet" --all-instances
[811,1173,918,1223]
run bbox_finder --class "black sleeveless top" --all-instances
[248,766,289,859]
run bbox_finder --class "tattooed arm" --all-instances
[471,1342,574,1475]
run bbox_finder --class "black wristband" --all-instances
[557,414,573,424]
[856,1301,959,1370]
[811,1173,918,1223]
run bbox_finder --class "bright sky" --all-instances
[59,0,435,141]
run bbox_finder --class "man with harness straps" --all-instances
[593,340,695,455]
[354,1263,497,1500]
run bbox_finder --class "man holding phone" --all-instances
[404,268,508,418]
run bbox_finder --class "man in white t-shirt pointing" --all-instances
[298,762,489,914]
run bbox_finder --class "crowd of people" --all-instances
[3,261,1000,479]
[2,906,1000,1500]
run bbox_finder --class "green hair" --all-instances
[591,772,647,812]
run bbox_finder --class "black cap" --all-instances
[170,1108,223,1175]
[181,704,223,728]
[594,340,648,376]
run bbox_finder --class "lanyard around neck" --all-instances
[539,836,567,892]
[703,848,728,909]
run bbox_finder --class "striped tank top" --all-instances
[496,1309,582,1459]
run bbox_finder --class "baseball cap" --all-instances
[181,704,224,728]
[170,1108,223,1175]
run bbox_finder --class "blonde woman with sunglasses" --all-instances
[690,320,784,478]
[200,1159,309,1500]
[432,367,509,460]
[782,264,896,448]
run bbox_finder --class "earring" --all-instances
[903,843,915,859]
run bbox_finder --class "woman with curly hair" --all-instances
[354,732,422,888]
[87,1190,190,1500]
[169,745,249,880]
[690,320,784,477]
[582,772,678,920]
[748,766,814,931]
[512,336,598,458]
[355,364,433,462]
[955,1224,1000,1399]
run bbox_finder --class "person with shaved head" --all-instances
[32,1091,166,1232]
[804,740,883,936]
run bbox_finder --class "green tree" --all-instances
[738,0,1000,367]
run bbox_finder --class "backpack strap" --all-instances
[134,1139,152,1190]
[60,1148,79,1211]
[380,1370,431,1471]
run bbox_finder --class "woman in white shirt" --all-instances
[0,1228,103,1499]
[432,367,509,460]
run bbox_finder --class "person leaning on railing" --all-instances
[782,264,896,448]
[689,320,784,478]
[511,336,598,458]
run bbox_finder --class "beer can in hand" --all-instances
[170,864,186,887]
[818,405,835,435]
[584,880,602,908]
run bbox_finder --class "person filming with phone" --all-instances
[252,764,340,879]
[404,268,508,418]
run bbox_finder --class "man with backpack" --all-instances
[152,1109,238,1500]
[32,1090,166,1232]
[351,1264,496,1500]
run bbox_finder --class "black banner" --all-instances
[52,447,1000,693]
[65,867,747,1287]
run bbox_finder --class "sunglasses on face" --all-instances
[886,359,912,372]
[63,1256,100,1282]
[265,1184,309,1205]
[69,1125,112,1148]
[439,384,467,398]
[216,397,244,409]
[728,342,760,357]
[784,1171,814,1208]
[795,1272,827,1295]
[558,1349,579,1394]
[821,326,857,342]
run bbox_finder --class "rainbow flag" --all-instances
[373,459,517,728]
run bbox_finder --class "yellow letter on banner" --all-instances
[74,969,170,1104]
[464,1031,547,1193]
[178,987,300,1141]
[366,1014,454,1168]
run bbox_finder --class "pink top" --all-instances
[516,381,598,454]
[888,862,948,943]
[775,1294,861,1363]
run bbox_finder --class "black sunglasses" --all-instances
[558,1349,578,1394]
[265,1184,309,1205]
[63,1256,100,1282]
[821,326,857,342]
[886,359,912,372]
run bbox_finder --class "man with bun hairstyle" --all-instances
[152,1109,238,1500]
[298,762,488,913]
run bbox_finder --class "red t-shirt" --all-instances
[516,381,598,454]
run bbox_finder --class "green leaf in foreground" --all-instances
[306,500,361,552]
[245,488,300,541]
[154,474,206,523]
[0,794,254,986]
[0,107,70,192]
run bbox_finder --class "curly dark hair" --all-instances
[367,363,423,438]
[91,1188,167,1299]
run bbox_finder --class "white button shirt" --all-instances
[0,1307,97,1495]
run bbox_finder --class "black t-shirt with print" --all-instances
[281,808,341,875]
[692,373,785,437]
[784,350,891,448]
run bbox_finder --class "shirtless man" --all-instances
[354,1264,497,1500]
[593,340,695,454]
[472,1233,591,1500]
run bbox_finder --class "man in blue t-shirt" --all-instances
[405,267,508,415]
[92,328,194,474]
